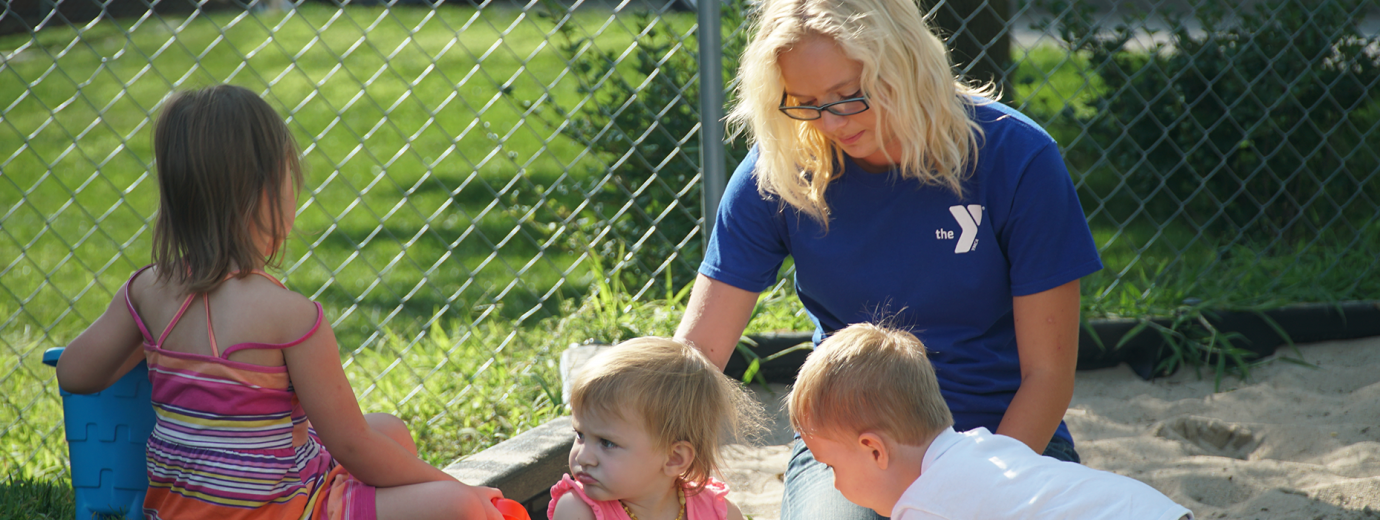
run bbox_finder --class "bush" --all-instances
[1041,0,1380,240]
[534,1,752,290]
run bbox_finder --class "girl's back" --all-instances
[125,266,351,520]
[128,267,314,366]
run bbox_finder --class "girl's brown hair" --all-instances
[151,85,302,294]
[569,337,764,494]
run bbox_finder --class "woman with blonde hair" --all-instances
[674,0,1103,517]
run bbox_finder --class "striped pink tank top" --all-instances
[124,266,374,520]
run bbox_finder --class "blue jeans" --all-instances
[779,434,1080,520]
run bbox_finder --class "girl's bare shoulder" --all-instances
[127,268,311,316]
[125,267,184,319]
[551,490,597,520]
[221,274,320,344]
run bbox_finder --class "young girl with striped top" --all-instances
[56,84,504,520]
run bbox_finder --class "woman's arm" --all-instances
[996,279,1081,454]
[674,274,760,370]
[57,284,148,394]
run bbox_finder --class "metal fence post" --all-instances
[697,0,727,242]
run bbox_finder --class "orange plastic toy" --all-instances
[492,497,531,520]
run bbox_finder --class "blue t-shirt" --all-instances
[700,100,1103,444]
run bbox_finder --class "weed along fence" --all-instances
[3,0,1380,492]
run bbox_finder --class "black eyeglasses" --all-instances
[778,92,871,120]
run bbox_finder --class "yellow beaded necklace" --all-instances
[618,488,685,520]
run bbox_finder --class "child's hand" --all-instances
[492,497,531,520]
[468,485,506,520]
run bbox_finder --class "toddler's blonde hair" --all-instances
[788,323,953,444]
[569,337,763,492]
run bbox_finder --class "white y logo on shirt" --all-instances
[947,205,983,253]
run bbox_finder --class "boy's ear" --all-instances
[858,432,890,471]
[663,440,696,478]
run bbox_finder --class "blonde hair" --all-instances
[788,323,953,444]
[727,0,993,226]
[569,337,764,492]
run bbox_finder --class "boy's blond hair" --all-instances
[569,337,763,492]
[788,323,953,444]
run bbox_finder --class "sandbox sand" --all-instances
[718,335,1380,520]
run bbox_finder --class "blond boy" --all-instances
[788,323,1193,520]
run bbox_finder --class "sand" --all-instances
[718,335,1380,520]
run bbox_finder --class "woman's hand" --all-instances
[998,279,1081,454]
[674,274,760,370]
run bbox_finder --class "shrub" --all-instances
[534,0,752,291]
[1041,0,1380,241]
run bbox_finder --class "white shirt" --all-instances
[891,427,1193,520]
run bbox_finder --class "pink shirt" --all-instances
[547,474,731,520]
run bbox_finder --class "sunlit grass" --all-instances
[0,475,75,520]
[0,2,699,350]
[4,6,1377,516]
[0,331,68,481]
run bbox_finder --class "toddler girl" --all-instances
[56,84,504,520]
[548,337,763,520]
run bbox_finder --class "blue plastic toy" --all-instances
[43,347,155,520]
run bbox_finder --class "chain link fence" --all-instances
[3,0,1378,478]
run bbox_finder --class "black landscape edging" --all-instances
[724,301,1380,383]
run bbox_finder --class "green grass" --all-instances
[0,330,67,481]
[0,475,75,520]
[0,2,701,348]
[3,4,1378,515]
[0,3,702,511]
[0,5,702,485]
[1084,219,1380,312]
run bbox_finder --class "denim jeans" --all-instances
[779,433,1080,520]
